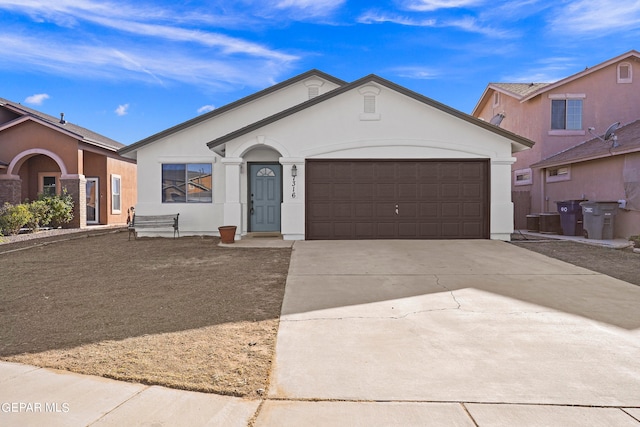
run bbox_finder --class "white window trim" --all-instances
[546,165,571,183]
[111,174,122,214]
[514,168,532,186]
[617,62,632,83]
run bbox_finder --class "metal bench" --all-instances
[128,213,179,240]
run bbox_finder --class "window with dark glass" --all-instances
[42,176,56,196]
[162,163,212,203]
[551,99,582,130]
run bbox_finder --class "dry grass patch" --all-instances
[0,232,291,398]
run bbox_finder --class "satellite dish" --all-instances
[490,112,505,126]
[604,122,620,140]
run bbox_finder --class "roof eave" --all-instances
[208,74,535,151]
[120,69,347,156]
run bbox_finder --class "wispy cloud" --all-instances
[358,11,436,26]
[115,104,129,116]
[0,0,299,89]
[24,93,50,105]
[392,66,440,79]
[401,0,485,12]
[197,105,215,114]
[549,0,640,36]
[274,0,346,18]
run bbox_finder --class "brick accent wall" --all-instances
[61,177,87,229]
[0,179,22,205]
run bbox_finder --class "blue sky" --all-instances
[1,0,639,145]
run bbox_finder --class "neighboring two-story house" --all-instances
[473,50,640,238]
[0,98,137,228]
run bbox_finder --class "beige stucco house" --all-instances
[0,98,137,228]
[473,50,640,238]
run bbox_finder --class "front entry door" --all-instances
[86,178,99,224]
[249,164,281,232]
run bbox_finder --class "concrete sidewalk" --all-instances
[2,239,640,426]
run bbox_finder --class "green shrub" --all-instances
[0,202,33,236]
[26,199,52,231]
[42,191,74,228]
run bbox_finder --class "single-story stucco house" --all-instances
[118,70,534,241]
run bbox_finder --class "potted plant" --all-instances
[218,225,237,244]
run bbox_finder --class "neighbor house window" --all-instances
[618,62,632,83]
[546,165,571,183]
[111,174,121,214]
[514,168,532,186]
[551,99,583,130]
[162,163,212,203]
[38,172,61,196]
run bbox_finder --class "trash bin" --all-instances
[579,201,619,240]
[539,212,562,234]
[555,200,585,236]
[526,214,540,232]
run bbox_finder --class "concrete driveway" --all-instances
[256,240,640,426]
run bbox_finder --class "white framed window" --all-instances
[551,98,583,130]
[111,174,121,214]
[546,165,571,183]
[162,163,212,203]
[514,168,532,186]
[618,62,632,83]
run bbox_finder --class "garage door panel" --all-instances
[355,222,375,238]
[306,160,488,240]
[398,183,417,198]
[376,183,396,198]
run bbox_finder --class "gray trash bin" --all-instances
[579,201,619,240]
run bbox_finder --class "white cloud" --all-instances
[550,0,640,36]
[392,66,440,79]
[402,0,485,12]
[274,0,345,18]
[358,11,436,26]
[197,105,215,114]
[0,0,299,89]
[115,104,129,116]
[24,93,50,105]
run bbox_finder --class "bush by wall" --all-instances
[0,192,74,236]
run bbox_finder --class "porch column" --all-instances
[221,158,242,239]
[490,158,515,241]
[0,175,22,205]
[280,157,305,240]
[61,174,86,229]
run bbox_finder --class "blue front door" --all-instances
[249,164,281,232]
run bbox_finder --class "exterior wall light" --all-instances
[291,164,297,198]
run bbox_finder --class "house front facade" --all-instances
[472,50,640,237]
[119,70,534,241]
[0,98,137,228]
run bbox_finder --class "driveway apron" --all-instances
[267,240,640,408]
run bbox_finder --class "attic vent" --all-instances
[308,86,320,99]
[618,62,632,83]
[59,113,66,124]
[364,95,376,113]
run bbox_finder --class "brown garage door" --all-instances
[306,159,489,240]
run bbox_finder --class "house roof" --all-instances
[0,97,124,152]
[206,73,535,151]
[119,69,347,156]
[472,50,640,114]
[531,119,640,169]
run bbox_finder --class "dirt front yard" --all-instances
[0,229,637,400]
[0,230,291,398]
